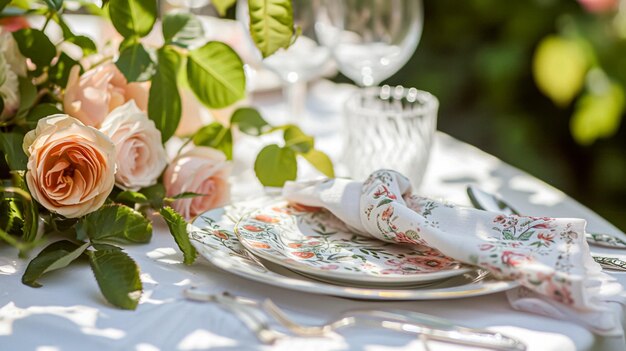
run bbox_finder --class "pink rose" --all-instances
[163,146,231,219]
[63,63,149,128]
[99,101,168,191]
[23,115,116,218]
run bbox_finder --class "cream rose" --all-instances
[63,63,149,128]
[23,115,116,218]
[163,146,231,220]
[0,28,27,77]
[100,101,167,191]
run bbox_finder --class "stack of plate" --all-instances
[188,198,518,300]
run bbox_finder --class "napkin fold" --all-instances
[283,170,626,337]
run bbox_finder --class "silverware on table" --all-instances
[183,287,526,350]
[466,185,626,271]
[183,288,284,344]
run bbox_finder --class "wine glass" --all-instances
[237,0,332,122]
[315,0,423,87]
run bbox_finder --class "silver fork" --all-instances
[261,300,526,351]
[184,288,526,351]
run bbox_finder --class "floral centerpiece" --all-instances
[0,0,333,309]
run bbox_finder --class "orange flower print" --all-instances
[212,230,228,240]
[289,203,322,213]
[292,251,315,259]
[381,206,394,221]
[243,225,263,232]
[250,242,270,249]
[254,214,280,223]
[287,243,303,248]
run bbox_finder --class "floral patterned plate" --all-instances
[188,199,518,300]
[233,201,472,286]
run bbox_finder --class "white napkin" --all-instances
[283,170,626,337]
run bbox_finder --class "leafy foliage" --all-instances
[248,0,295,57]
[88,249,142,310]
[76,204,152,244]
[108,0,157,38]
[186,42,246,108]
[22,241,90,288]
[160,206,197,265]
[148,46,182,142]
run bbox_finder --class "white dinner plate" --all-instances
[233,201,471,286]
[188,199,519,300]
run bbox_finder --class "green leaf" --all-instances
[25,103,63,129]
[169,192,205,200]
[115,43,154,82]
[49,52,79,88]
[248,0,294,58]
[212,0,236,16]
[186,41,245,108]
[91,243,123,252]
[88,249,142,310]
[148,46,182,142]
[115,190,148,204]
[254,144,297,187]
[283,125,314,153]
[66,35,97,56]
[518,231,534,241]
[230,107,270,136]
[22,241,90,288]
[0,0,10,11]
[533,36,588,107]
[16,76,37,118]
[376,198,392,208]
[160,206,197,265]
[12,29,56,71]
[108,0,157,38]
[10,171,38,242]
[0,133,27,170]
[571,82,625,145]
[162,12,204,48]
[0,187,23,236]
[140,183,165,208]
[192,122,233,160]
[302,149,334,177]
[43,0,63,11]
[163,12,191,41]
[502,229,515,240]
[76,204,152,244]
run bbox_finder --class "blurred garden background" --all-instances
[368,0,626,231]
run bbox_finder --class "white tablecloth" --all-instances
[2,83,626,351]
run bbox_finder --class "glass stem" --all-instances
[284,80,307,124]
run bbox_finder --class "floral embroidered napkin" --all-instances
[283,170,626,336]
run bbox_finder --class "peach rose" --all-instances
[63,63,149,128]
[99,101,168,191]
[23,115,116,218]
[163,146,231,219]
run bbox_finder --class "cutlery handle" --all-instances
[593,256,626,271]
[586,232,626,249]
[351,310,526,351]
